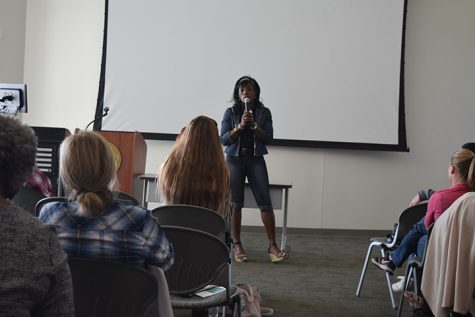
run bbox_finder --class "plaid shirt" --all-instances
[25,166,54,197]
[39,200,174,271]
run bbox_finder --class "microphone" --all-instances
[85,107,110,130]
[243,97,250,112]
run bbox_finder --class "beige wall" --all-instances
[5,0,475,230]
[0,0,26,82]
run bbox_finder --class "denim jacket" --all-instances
[220,104,273,157]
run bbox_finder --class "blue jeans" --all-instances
[390,218,427,267]
[226,155,272,210]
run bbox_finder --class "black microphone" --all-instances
[85,107,109,130]
[244,97,250,112]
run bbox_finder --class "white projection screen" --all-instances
[99,0,408,150]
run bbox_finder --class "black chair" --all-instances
[356,202,428,309]
[68,257,159,317]
[35,196,68,217]
[12,186,46,215]
[397,224,434,317]
[114,191,140,206]
[161,225,240,317]
[152,204,228,245]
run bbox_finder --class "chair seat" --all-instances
[170,286,236,309]
[369,237,389,243]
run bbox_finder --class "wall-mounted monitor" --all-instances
[0,83,28,114]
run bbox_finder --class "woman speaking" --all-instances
[220,75,287,263]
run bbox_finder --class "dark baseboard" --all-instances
[241,225,388,237]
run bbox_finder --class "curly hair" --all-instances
[60,131,116,216]
[0,115,37,198]
[160,116,230,215]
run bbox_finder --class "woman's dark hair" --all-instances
[0,116,37,198]
[232,75,261,106]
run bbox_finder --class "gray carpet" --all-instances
[174,228,414,317]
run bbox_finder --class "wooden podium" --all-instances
[99,131,147,198]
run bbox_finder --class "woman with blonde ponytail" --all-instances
[39,131,174,270]
[372,147,475,276]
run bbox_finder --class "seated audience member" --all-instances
[160,116,230,217]
[420,192,475,317]
[25,165,54,197]
[372,147,475,275]
[0,115,74,316]
[39,131,174,270]
[409,142,475,206]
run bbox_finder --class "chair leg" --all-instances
[413,267,420,297]
[385,270,397,310]
[380,248,397,310]
[356,242,379,296]
[397,264,413,317]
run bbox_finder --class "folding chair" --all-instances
[356,202,428,309]
[397,224,434,317]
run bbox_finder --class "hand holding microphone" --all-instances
[242,96,254,125]
[240,106,254,130]
[244,97,251,113]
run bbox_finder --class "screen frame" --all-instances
[95,0,409,152]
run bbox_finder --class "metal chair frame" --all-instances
[356,202,428,309]
[397,224,434,317]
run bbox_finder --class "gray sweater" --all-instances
[0,205,74,316]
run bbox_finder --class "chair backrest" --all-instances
[68,257,158,317]
[394,202,428,244]
[113,191,140,206]
[11,186,46,215]
[35,196,68,217]
[152,204,227,243]
[161,225,230,296]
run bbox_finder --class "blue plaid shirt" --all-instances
[39,200,174,271]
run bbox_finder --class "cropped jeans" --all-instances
[390,217,427,267]
[226,155,272,210]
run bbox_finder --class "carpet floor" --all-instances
[174,228,414,317]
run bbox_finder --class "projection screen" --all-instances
[99,0,408,150]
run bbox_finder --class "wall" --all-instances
[10,0,475,230]
[0,0,26,82]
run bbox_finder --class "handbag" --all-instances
[236,284,261,317]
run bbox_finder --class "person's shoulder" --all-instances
[39,200,73,220]
[0,205,57,243]
[258,104,271,113]
[429,189,446,200]
[110,201,151,222]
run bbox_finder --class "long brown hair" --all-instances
[60,131,116,216]
[160,116,230,215]
[451,148,475,191]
